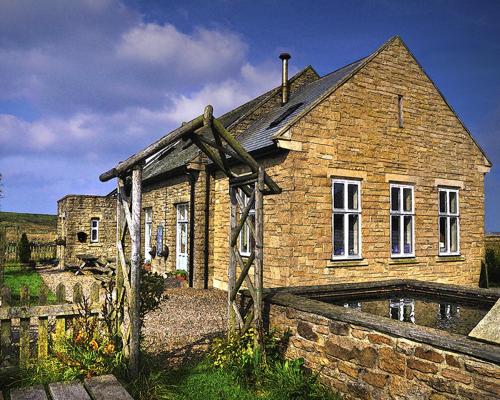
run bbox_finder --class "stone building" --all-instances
[57,194,116,267]
[59,36,491,289]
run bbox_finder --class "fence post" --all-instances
[19,285,30,367]
[55,283,66,337]
[0,286,11,364]
[38,284,49,358]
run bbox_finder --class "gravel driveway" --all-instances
[142,288,228,367]
[39,267,228,367]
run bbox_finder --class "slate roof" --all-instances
[237,57,367,153]
[141,35,491,182]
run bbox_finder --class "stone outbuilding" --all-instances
[58,36,491,289]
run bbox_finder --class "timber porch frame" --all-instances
[100,105,281,376]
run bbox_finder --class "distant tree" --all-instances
[18,233,31,263]
[0,173,3,210]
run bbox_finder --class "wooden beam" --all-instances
[129,165,142,378]
[212,118,281,194]
[100,115,204,182]
[228,187,237,333]
[230,251,255,301]
[230,190,255,247]
[254,167,264,344]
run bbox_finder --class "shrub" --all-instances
[485,247,500,284]
[18,233,31,263]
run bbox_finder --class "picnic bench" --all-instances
[68,254,115,276]
[5,374,133,400]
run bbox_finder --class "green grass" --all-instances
[127,360,341,400]
[2,263,56,305]
[0,211,56,227]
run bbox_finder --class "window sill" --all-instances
[436,255,465,263]
[327,259,368,268]
[388,257,421,265]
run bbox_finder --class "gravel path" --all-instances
[142,288,228,367]
[38,267,228,367]
[37,265,98,302]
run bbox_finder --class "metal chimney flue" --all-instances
[279,53,291,105]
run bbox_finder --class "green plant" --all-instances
[485,247,500,284]
[140,269,167,321]
[18,233,31,263]
[175,269,188,279]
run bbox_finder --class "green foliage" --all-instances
[3,263,55,305]
[175,269,188,278]
[485,247,500,284]
[18,233,31,263]
[140,269,167,320]
[208,329,339,400]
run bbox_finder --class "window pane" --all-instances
[449,192,457,214]
[348,214,359,256]
[391,215,401,254]
[403,188,412,212]
[91,230,97,241]
[450,217,458,253]
[439,191,447,213]
[333,213,345,256]
[333,182,344,209]
[439,217,447,253]
[180,223,187,253]
[403,216,412,254]
[391,187,400,211]
[240,224,249,254]
[347,184,358,210]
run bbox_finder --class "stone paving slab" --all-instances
[84,374,133,400]
[48,381,91,400]
[10,385,48,400]
[469,298,500,345]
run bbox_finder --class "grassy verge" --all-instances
[2,263,56,304]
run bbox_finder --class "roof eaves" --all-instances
[271,35,400,141]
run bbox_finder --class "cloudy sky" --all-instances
[0,0,499,230]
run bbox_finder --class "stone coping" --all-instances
[249,280,500,365]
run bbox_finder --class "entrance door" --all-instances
[144,208,153,261]
[176,203,189,271]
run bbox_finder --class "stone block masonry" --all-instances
[57,195,116,267]
[268,301,500,400]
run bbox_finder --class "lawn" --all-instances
[1,263,56,305]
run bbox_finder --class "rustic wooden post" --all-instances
[0,286,11,363]
[129,165,142,378]
[19,285,30,367]
[254,168,264,345]
[116,178,125,317]
[55,283,66,337]
[38,284,49,358]
[228,186,238,333]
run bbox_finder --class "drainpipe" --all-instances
[186,169,197,288]
[203,169,210,289]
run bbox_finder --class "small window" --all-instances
[332,179,361,259]
[90,218,99,243]
[398,95,404,128]
[390,184,414,257]
[238,190,255,256]
[438,188,460,255]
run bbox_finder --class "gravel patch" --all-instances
[37,265,99,302]
[142,288,228,367]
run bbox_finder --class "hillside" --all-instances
[0,211,57,242]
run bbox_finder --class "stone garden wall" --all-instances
[268,301,500,400]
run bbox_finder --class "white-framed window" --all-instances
[238,189,255,257]
[332,179,361,259]
[144,207,153,261]
[90,218,99,243]
[390,184,414,257]
[438,188,460,255]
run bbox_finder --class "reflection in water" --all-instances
[334,295,489,335]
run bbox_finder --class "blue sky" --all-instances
[0,0,498,231]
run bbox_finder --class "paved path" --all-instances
[7,375,132,400]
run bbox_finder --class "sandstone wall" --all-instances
[57,195,116,266]
[278,37,489,287]
[269,302,500,400]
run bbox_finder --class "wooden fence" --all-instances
[0,282,101,369]
[4,241,57,262]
